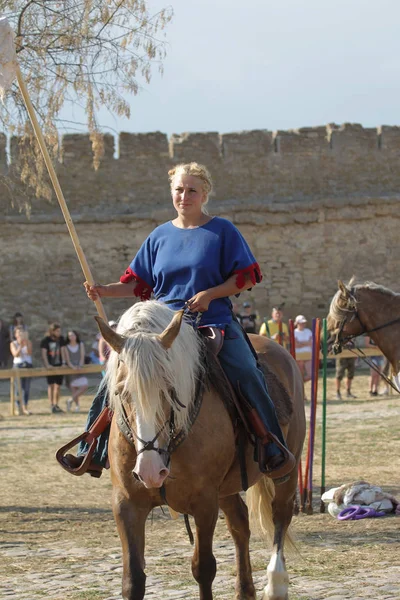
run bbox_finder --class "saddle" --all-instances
[199,326,294,486]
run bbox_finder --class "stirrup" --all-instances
[56,433,99,476]
[55,406,113,476]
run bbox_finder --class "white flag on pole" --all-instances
[0,17,17,100]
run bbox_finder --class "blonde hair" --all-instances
[168,162,213,214]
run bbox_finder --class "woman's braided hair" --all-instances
[168,162,213,214]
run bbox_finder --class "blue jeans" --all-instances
[80,321,285,466]
[219,320,285,454]
[14,365,32,407]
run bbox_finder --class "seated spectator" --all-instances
[259,304,289,349]
[0,318,10,368]
[10,326,33,415]
[237,301,258,334]
[40,323,66,413]
[365,336,384,396]
[63,330,88,412]
[293,315,313,383]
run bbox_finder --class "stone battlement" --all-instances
[1,123,400,217]
[1,123,400,353]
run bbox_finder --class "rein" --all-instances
[346,345,400,394]
[162,297,203,328]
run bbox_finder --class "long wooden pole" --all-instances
[15,66,108,323]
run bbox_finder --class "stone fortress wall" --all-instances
[1,123,399,350]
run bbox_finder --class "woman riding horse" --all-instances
[62,161,295,481]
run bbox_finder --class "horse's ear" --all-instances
[338,280,348,296]
[158,310,185,350]
[94,316,125,354]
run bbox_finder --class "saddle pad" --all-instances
[262,366,293,426]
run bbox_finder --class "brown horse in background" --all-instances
[97,300,306,600]
[327,278,400,389]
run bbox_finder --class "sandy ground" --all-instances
[0,369,399,599]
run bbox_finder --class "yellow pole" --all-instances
[10,375,15,415]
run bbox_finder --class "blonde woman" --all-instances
[63,163,295,481]
[10,326,33,415]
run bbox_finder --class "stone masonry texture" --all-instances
[1,123,399,353]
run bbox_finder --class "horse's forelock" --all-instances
[328,288,353,329]
[105,301,203,432]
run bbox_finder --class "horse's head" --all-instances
[327,280,364,352]
[96,307,197,489]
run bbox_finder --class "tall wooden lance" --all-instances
[0,17,107,322]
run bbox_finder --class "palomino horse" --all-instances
[327,278,400,388]
[97,300,306,600]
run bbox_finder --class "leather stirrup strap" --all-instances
[55,407,113,475]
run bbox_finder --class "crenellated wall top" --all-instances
[1,123,400,215]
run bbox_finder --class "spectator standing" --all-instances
[89,333,101,365]
[10,326,33,415]
[365,336,385,396]
[380,357,391,396]
[9,312,28,341]
[259,304,289,349]
[99,320,118,375]
[63,330,88,412]
[231,301,240,318]
[40,323,66,413]
[0,319,10,367]
[293,315,313,383]
[237,301,258,334]
[335,347,357,399]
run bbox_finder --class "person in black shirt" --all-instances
[40,322,67,413]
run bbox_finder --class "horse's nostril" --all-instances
[159,468,169,479]
[133,471,141,481]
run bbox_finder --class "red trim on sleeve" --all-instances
[234,262,263,289]
[119,267,152,301]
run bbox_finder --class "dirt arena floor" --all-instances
[1,369,399,600]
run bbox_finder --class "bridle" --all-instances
[332,287,400,394]
[332,287,400,354]
[115,354,205,478]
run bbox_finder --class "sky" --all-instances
[62,0,400,136]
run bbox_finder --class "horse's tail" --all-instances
[246,477,296,554]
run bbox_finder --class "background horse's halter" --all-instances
[332,288,400,393]
[333,288,400,353]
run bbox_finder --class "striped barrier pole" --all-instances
[278,320,283,346]
[306,318,321,515]
[320,318,328,513]
[302,317,316,511]
[289,318,302,515]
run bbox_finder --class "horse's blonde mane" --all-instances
[104,301,204,432]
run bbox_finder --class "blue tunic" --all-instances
[120,217,262,327]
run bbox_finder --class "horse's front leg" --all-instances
[191,495,219,600]
[112,488,151,600]
[219,493,256,600]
